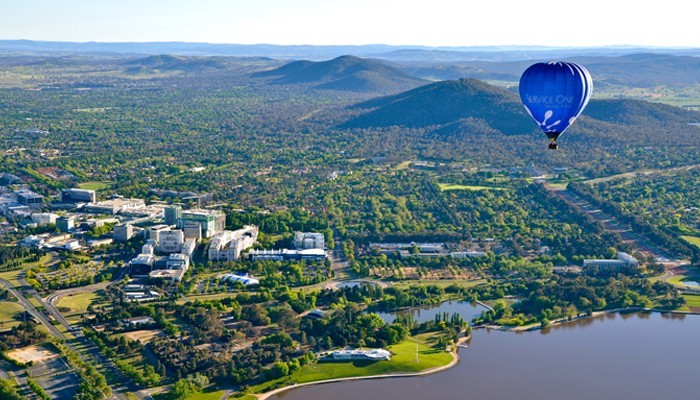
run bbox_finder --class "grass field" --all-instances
[0,301,24,328]
[152,387,224,400]
[391,278,487,290]
[250,334,453,394]
[77,181,113,191]
[0,254,56,287]
[682,295,700,308]
[393,161,412,171]
[56,292,98,313]
[547,182,570,190]
[681,236,700,249]
[438,183,504,191]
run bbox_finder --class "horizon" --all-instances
[1,0,698,48]
[1,38,698,50]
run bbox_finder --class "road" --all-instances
[0,274,135,400]
[325,236,389,289]
[543,183,691,279]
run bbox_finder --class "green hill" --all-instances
[254,55,426,93]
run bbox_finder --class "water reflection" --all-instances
[373,300,486,324]
[273,312,700,400]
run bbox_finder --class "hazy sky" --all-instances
[0,0,696,47]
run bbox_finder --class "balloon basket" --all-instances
[548,142,558,150]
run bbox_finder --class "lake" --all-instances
[272,311,700,400]
[374,299,487,324]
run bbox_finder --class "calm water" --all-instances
[374,300,486,324]
[273,312,700,400]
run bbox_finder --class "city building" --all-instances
[248,248,326,261]
[22,235,47,248]
[56,216,75,232]
[148,224,171,242]
[158,230,184,253]
[179,208,225,238]
[583,252,639,271]
[63,240,82,251]
[208,226,259,261]
[219,273,260,286]
[0,173,22,185]
[450,251,487,258]
[149,253,190,282]
[88,238,113,248]
[123,316,155,328]
[85,198,145,215]
[31,212,58,226]
[129,254,155,276]
[60,188,97,203]
[16,189,43,209]
[164,205,182,226]
[294,232,325,249]
[182,221,202,241]
[113,223,135,241]
[181,237,197,258]
[324,348,391,361]
[142,242,155,255]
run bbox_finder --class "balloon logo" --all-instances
[519,61,592,149]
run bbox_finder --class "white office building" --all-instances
[158,230,185,253]
[208,225,259,261]
[294,232,325,249]
[31,213,58,226]
[583,252,639,271]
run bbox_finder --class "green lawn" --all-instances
[187,389,225,400]
[0,254,56,287]
[682,294,700,308]
[77,181,113,191]
[152,387,224,400]
[393,161,412,171]
[438,183,505,191]
[681,236,700,249]
[391,278,487,290]
[56,292,98,313]
[0,301,24,328]
[250,335,453,394]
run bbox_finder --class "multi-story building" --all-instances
[180,209,225,238]
[148,224,171,243]
[56,216,75,232]
[164,205,182,226]
[142,241,155,255]
[16,189,43,209]
[85,198,145,215]
[248,248,326,261]
[181,237,197,258]
[294,232,325,249]
[158,230,184,253]
[129,254,155,276]
[182,221,202,241]
[60,188,97,203]
[113,223,135,242]
[583,252,639,271]
[31,213,58,226]
[208,225,258,261]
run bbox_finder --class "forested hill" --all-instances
[339,78,700,144]
[253,55,427,93]
[340,78,534,133]
[124,54,229,74]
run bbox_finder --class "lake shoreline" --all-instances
[252,307,698,399]
[481,306,700,333]
[255,346,462,400]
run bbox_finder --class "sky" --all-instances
[0,0,697,48]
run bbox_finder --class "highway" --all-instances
[1,272,137,400]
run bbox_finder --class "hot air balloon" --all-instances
[519,61,592,149]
